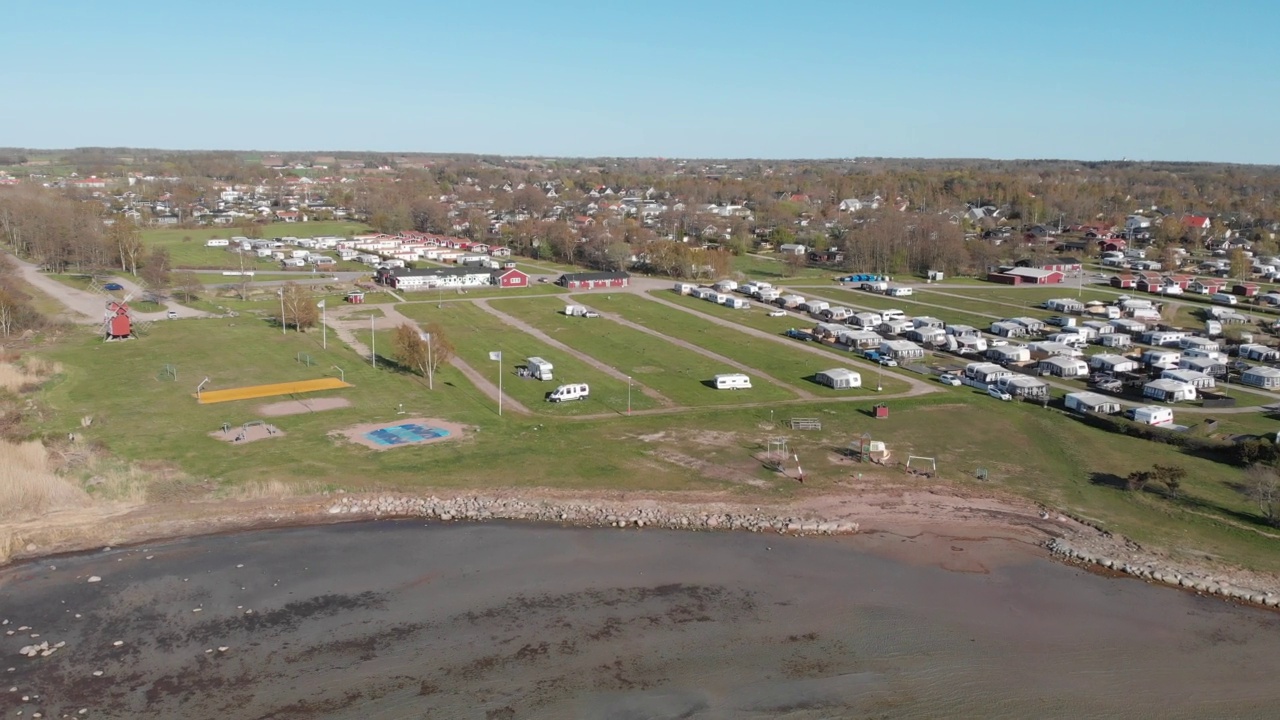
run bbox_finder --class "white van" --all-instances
[1211,293,1238,306]
[713,373,752,390]
[205,238,229,247]
[547,383,589,402]
[881,309,906,322]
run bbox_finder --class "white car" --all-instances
[767,309,787,317]
[938,373,962,386]
[987,386,1013,401]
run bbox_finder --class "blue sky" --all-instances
[2,0,1276,162]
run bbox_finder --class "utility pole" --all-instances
[370,314,376,368]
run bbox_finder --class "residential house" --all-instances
[1143,379,1197,403]
[1187,278,1225,295]
[777,243,808,255]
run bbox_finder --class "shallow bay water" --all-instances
[2,521,1279,719]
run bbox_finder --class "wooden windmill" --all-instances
[103,293,135,341]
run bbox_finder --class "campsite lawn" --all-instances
[396,302,661,416]
[489,296,797,406]
[813,287,1001,328]
[731,254,835,281]
[582,294,906,397]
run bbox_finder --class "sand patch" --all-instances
[209,422,285,445]
[259,397,352,417]
[334,417,466,452]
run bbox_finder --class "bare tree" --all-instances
[1245,463,1280,526]
[278,282,319,331]
[106,215,145,275]
[173,270,202,302]
[139,247,172,292]
[392,321,454,389]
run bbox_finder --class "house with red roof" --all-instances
[1183,215,1212,230]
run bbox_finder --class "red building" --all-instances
[1234,283,1261,297]
[491,267,529,288]
[556,271,630,289]
[1110,274,1137,289]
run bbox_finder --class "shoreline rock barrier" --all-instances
[1044,537,1280,609]
[324,494,860,536]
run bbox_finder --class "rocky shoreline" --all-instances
[325,493,861,535]
[1045,537,1280,608]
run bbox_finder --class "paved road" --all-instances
[7,253,212,324]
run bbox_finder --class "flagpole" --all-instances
[320,301,327,349]
[371,314,376,368]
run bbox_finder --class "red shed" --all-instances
[1110,274,1136,289]
[1234,283,1260,297]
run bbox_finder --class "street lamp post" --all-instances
[626,376,632,416]
[318,300,327,349]
[370,314,376,368]
[277,290,285,335]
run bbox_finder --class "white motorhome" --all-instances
[713,373,752,390]
[564,305,599,318]
[525,357,554,381]
[205,238,229,247]
[547,383,589,402]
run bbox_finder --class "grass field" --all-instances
[490,296,797,406]
[581,294,908,397]
[396,302,661,416]
[26,304,1280,573]
[394,285,566,302]
[730,254,835,281]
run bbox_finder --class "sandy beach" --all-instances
[4,482,1279,606]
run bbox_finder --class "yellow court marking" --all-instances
[195,378,352,404]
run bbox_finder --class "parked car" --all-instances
[938,373,962,386]
[877,356,899,367]
[988,338,1008,347]
[767,309,787,317]
[987,386,1013,401]
[166,310,178,319]
[103,282,124,291]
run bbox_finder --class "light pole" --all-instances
[277,289,285,335]
[877,363,883,392]
[489,351,503,416]
[421,331,434,390]
[626,376,632,416]
[318,299,327,349]
[370,313,376,368]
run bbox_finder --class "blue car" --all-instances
[103,282,124,291]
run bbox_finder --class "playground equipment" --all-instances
[789,417,822,430]
[763,438,789,471]
[156,364,177,382]
[850,432,891,464]
[906,455,938,477]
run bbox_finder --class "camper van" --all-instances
[205,238,230,247]
[547,383,589,402]
[713,373,753,390]
[1211,293,1238,306]
[524,357,554,381]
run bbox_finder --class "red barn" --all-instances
[556,271,630,290]
[491,267,529,288]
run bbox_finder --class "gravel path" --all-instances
[475,300,676,408]
[7,252,212,323]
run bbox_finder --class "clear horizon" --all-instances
[3,0,1277,164]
